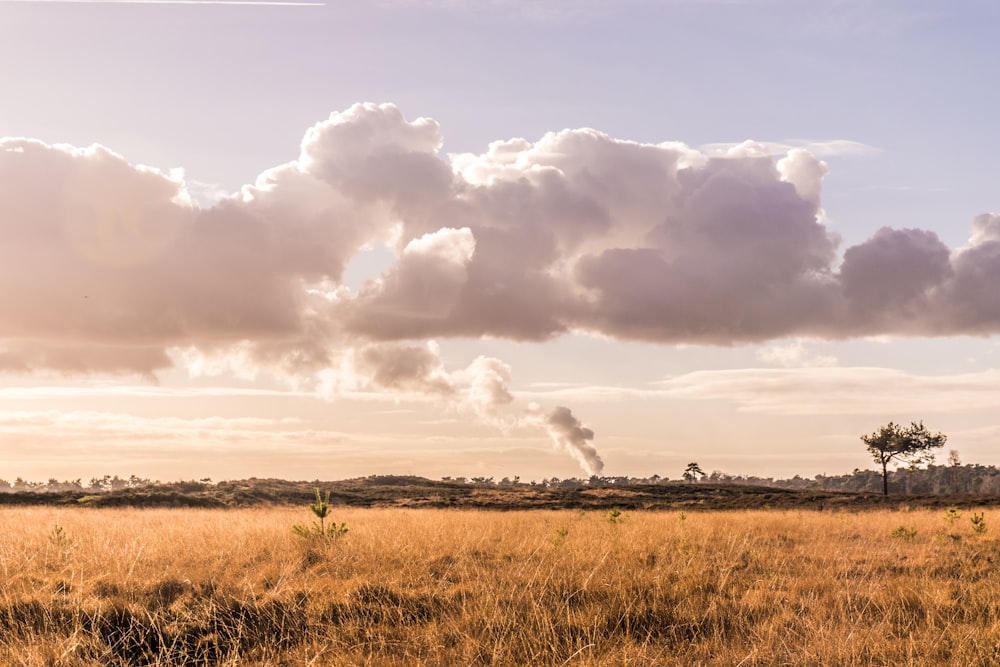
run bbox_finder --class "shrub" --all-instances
[891,526,917,542]
[292,489,348,539]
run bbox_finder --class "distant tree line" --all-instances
[706,463,1000,495]
[0,475,154,493]
[444,463,1000,495]
[5,464,1000,496]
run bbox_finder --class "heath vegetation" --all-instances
[0,506,998,665]
[5,473,1000,512]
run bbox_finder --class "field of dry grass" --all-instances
[0,505,998,666]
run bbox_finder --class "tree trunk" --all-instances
[882,460,889,496]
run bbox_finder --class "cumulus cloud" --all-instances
[10,102,999,359]
[345,227,476,337]
[3,101,1000,471]
[776,148,828,208]
[839,227,953,327]
[935,214,1000,333]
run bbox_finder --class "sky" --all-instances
[1,0,999,483]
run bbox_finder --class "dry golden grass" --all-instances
[0,506,998,665]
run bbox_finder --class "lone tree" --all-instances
[682,462,704,483]
[861,421,947,496]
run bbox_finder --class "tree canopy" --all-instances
[862,421,947,495]
[682,462,705,483]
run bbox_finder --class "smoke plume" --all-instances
[543,406,603,476]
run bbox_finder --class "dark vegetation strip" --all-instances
[0,476,998,510]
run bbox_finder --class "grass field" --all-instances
[1,506,998,665]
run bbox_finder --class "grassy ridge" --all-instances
[1,507,998,665]
[3,476,999,510]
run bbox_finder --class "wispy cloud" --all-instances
[755,339,838,368]
[520,366,1000,418]
[0,409,309,446]
[519,384,667,403]
[382,0,781,18]
[2,0,325,5]
[801,1,939,39]
[658,367,1000,416]
[700,139,879,158]
[0,385,305,400]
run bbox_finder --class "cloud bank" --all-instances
[2,102,998,470]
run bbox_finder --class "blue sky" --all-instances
[1,0,998,482]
